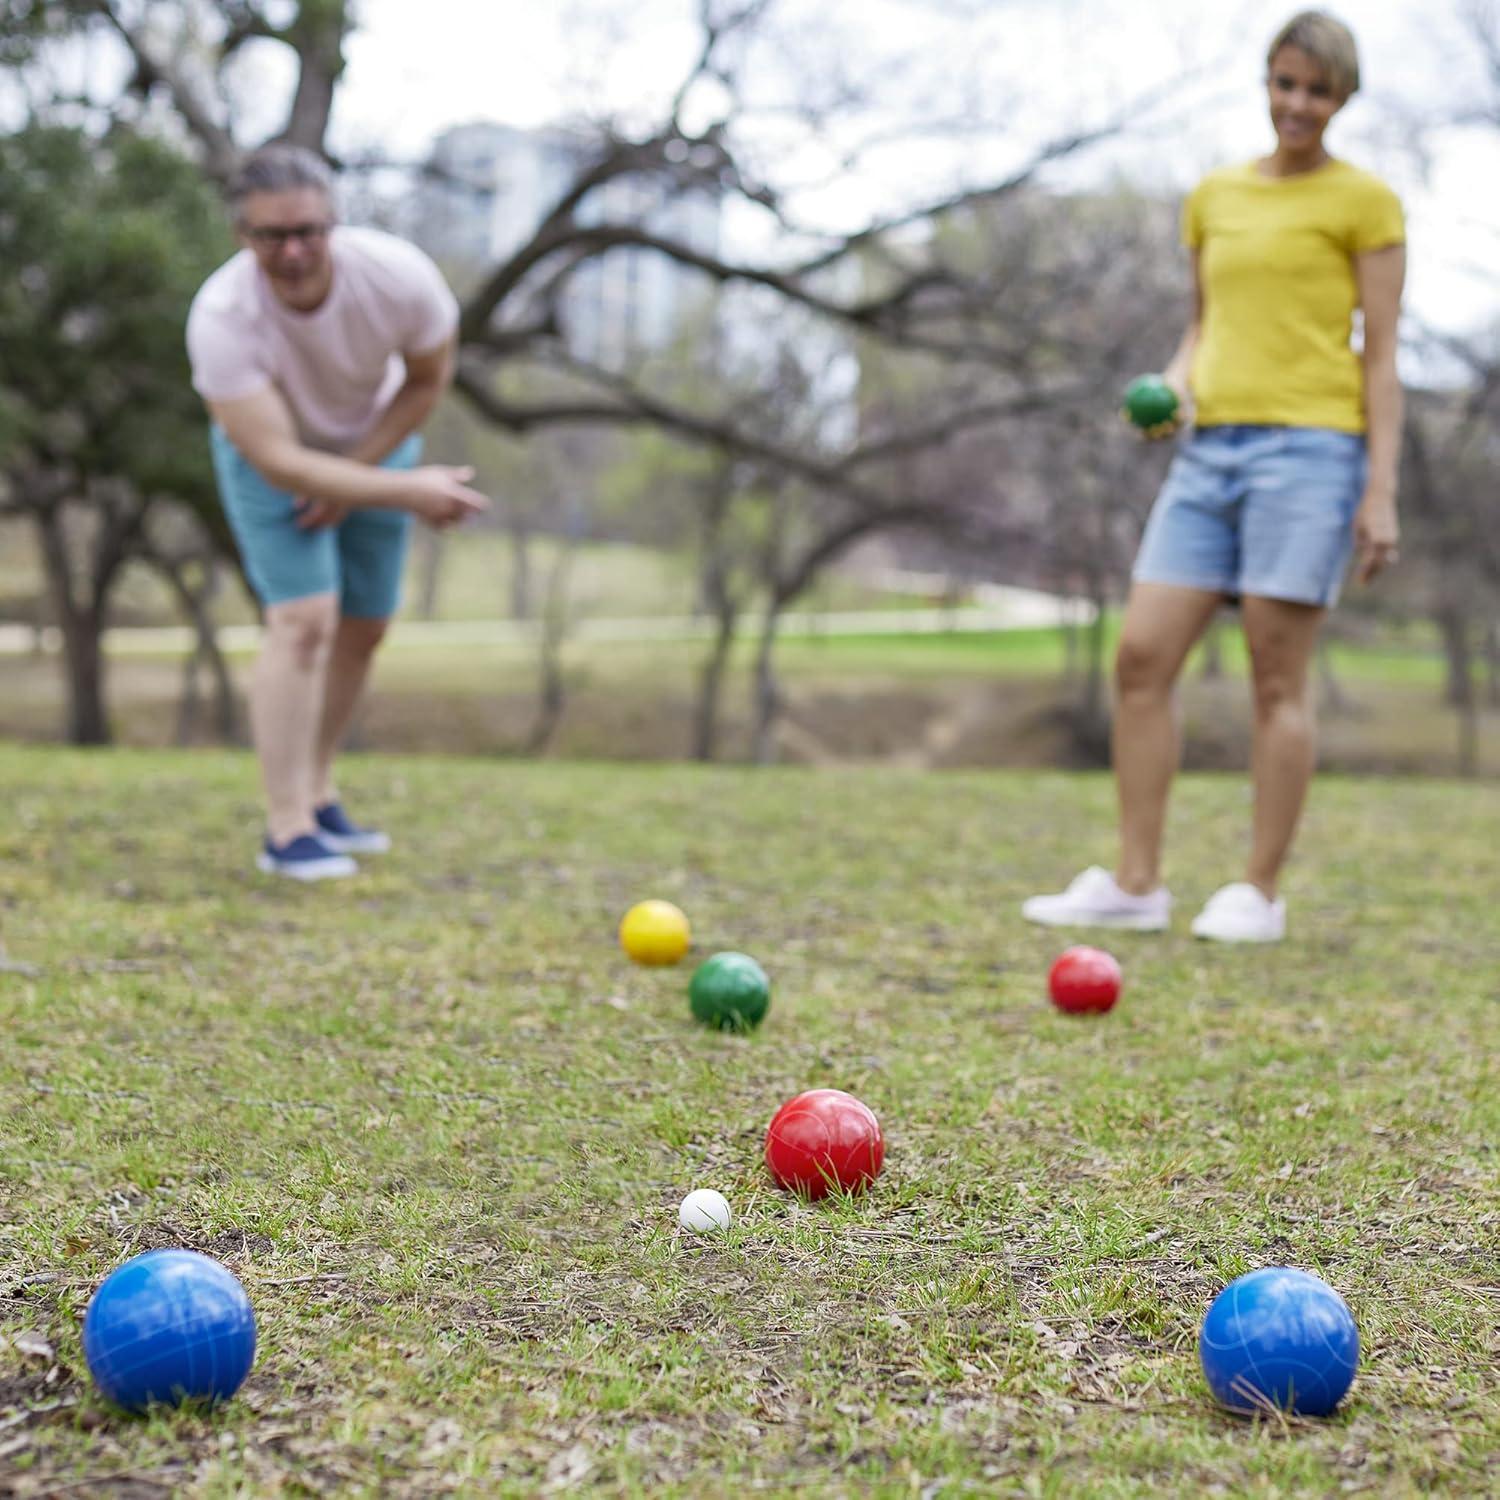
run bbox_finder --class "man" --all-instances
[188,144,488,880]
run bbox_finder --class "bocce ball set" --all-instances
[68,902,1358,1420]
[610,894,1364,1420]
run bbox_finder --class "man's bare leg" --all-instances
[251,591,339,845]
[312,615,390,808]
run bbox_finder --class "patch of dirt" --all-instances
[102,1221,276,1265]
[0,1367,72,1411]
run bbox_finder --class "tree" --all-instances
[1383,0,1500,771]
[850,184,1187,755]
[1400,383,1500,774]
[0,120,236,743]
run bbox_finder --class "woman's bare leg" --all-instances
[1240,594,1327,898]
[1112,583,1224,894]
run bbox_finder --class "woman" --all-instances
[1025,10,1405,942]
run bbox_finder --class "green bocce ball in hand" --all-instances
[1122,374,1180,436]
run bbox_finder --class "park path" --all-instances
[0,584,1092,659]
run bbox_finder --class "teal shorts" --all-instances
[209,427,420,619]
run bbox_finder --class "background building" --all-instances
[415,121,721,365]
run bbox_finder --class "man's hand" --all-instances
[294,496,346,531]
[1353,490,1400,585]
[402,466,491,529]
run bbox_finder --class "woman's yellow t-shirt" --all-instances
[1184,159,1405,433]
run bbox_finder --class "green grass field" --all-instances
[1,748,1497,1496]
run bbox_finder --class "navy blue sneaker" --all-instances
[314,802,391,855]
[256,833,357,882]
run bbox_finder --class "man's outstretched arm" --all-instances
[207,380,486,528]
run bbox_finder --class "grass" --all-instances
[771,618,1461,690]
[1,746,1496,1496]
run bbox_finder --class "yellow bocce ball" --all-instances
[618,899,692,966]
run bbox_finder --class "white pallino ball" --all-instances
[678,1188,732,1232]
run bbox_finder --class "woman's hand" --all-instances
[1353,490,1400,584]
[1129,372,1193,442]
[1163,369,1195,432]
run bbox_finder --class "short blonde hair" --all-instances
[1267,11,1360,102]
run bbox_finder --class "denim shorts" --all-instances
[1132,425,1367,608]
[209,428,420,618]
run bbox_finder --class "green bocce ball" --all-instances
[688,952,771,1033]
[1122,374,1179,431]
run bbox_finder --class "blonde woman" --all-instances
[1025,11,1405,942]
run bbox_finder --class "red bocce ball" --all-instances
[1048,946,1122,1014]
[764,1088,884,1199]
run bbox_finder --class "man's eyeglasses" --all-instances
[244,222,333,249]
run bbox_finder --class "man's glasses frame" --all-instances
[244,221,334,249]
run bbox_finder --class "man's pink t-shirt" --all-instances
[186,226,460,452]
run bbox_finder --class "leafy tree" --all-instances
[0,120,235,742]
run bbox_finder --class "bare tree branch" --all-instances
[90,0,240,179]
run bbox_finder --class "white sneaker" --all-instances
[1021,865,1172,931]
[1191,882,1285,943]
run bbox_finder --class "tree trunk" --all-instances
[1061,612,1079,684]
[177,644,204,745]
[751,603,786,765]
[174,621,240,746]
[1437,608,1479,775]
[524,607,567,755]
[34,507,111,746]
[414,528,446,621]
[278,10,350,154]
[151,554,241,746]
[524,508,581,754]
[693,602,738,762]
[510,520,534,620]
[63,610,109,745]
[1456,676,1480,779]
[1485,619,1500,710]
[690,471,741,761]
[525,636,567,755]
[1437,605,1473,710]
